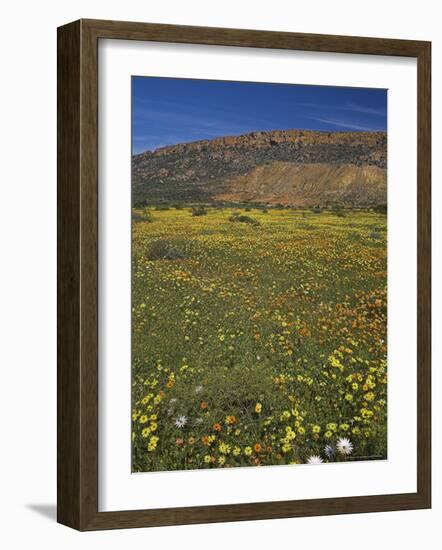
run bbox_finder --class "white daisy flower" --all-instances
[194,385,203,394]
[175,415,188,428]
[307,455,324,465]
[336,437,353,455]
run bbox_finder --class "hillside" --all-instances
[216,162,386,207]
[132,129,387,207]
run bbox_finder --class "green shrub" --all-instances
[369,231,382,240]
[228,214,260,226]
[191,206,208,217]
[373,204,387,214]
[132,210,153,223]
[330,205,345,217]
[147,240,186,260]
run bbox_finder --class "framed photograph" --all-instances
[57,19,431,530]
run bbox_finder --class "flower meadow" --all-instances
[131,207,387,472]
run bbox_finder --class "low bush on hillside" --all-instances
[132,210,154,223]
[147,240,187,260]
[369,231,383,240]
[191,206,208,217]
[331,206,346,218]
[228,214,260,226]
[373,204,387,214]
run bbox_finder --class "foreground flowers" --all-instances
[175,415,188,428]
[131,207,387,472]
[324,444,335,459]
[307,455,324,465]
[337,438,354,456]
[305,438,354,465]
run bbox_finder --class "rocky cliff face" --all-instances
[132,129,387,207]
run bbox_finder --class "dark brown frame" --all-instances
[57,18,431,531]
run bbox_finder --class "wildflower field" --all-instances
[131,206,387,471]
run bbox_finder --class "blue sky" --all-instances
[132,76,387,154]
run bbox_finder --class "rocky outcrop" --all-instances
[132,129,387,207]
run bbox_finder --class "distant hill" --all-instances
[132,129,387,207]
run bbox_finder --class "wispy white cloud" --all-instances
[345,102,386,116]
[131,100,286,152]
[307,116,382,131]
[293,100,386,117]
[132,98,275,131]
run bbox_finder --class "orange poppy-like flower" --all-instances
[200,401,209,410]
[188,437,196,445]
[201,435,210,445]
[213,423,222,432]
[225,415,236,425]
[299,327,311,337]
[254,443,262,453]
[166,380,174,388]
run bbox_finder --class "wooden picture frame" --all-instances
[57,18,431,531]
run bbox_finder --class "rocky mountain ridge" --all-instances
[132,129,387,207]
